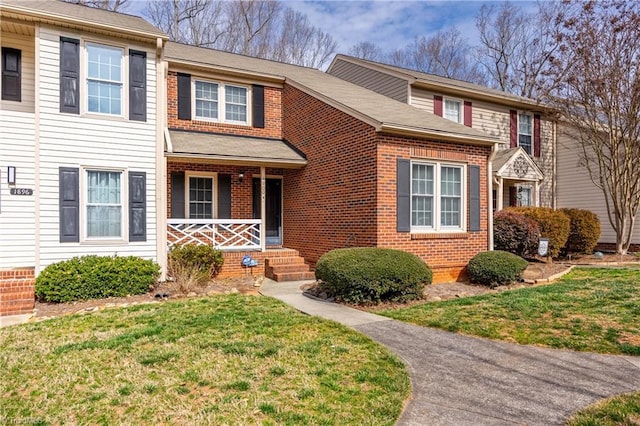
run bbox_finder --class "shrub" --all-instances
[508,207,570,258]
[560,208,601,254]
[493,210,540,258]
[167,244,224,294]
[35,255,160,303]
[314,247,432,305]
[467,251,528,287]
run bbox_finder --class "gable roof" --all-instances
[1,0,167,41]
[165,42,500,146]
[328,54,543,110]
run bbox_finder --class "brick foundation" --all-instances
[216,249,302,278]
[0,268,35,316]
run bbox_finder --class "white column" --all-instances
[260,167,266,252]
[534,180,540,207]
[497,177,504,211]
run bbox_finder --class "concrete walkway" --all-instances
[260,280,640,426]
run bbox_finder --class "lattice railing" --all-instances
[167,219,261,251]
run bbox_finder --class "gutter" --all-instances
[487,143,499,250]
[380,123,500,146]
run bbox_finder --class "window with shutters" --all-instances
[1,47,21,102]
[86,43,123,115]
[443,98,462,124]
[193,79,248,124]
[85,169,124,239]
[411,161,465,232]
[186,172,217,219]
[518,113,533,155]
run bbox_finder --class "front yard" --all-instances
[0,295,409,425]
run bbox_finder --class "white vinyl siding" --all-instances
[193,79,248,124]
[36,26,158,271]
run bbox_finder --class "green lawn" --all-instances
[0,295,409,425]
[568,391,640,425]
[379,268,640,355]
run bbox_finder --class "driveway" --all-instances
[260,280,640,425]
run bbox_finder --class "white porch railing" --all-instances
[167,219,262,251]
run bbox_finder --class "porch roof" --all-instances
[493,147,544,181]
[165,130,307,168]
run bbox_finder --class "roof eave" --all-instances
[165,152,307,169]
[380,123,502,146]
[166,57,286,84]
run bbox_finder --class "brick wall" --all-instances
[281,83,492,283]
[0,268,35,316]
[167,71,283,139]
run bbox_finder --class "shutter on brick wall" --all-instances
[509,186,518,207]
[252,84,265,128]
[464,101,472,127]
[533,114,541,157]
[171,172,185,218]
[433,95,443,117]
[177,73,191,120]
[1,47,21,101]
[218,174,232,219]
[468,165,481,231]
[510,109,518,148]
[60,37,80,114]
[129,171,146,241]
[397,158,411,232]
[59,167,80,242]
[129,50,147,122]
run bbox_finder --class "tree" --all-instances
[62,0,129,12]
[549,0,640,254]
[348,42,383,62]
[475,1,563,98]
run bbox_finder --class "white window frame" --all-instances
[411,160,466,233]
[81,167,127,242]
[518,112,533,155]
[192,78,249,125]
[83,41,126,117]
[185,171,218,219]
[443,98,463,124]
[516,184,533,207]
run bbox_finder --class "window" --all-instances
[86,170,123,238]
[518,113,533,155]
[1,47,21,102]
[193,79,248,124]
[188,176,214,219]
[86,43,123,115]
[517,185,532,207]
[444,99,462,123]
[411,162,464,231]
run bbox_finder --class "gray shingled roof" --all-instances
[492,148,521,171]
[168,130,307,168]
[331,54,541,108]
[1,0,166,39]
[165,42,500,145]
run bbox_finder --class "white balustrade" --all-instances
[167,219,261,251]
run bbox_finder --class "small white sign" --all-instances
[538,238,549,257]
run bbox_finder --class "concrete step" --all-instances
[272,271,316,282]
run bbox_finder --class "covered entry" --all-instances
[253,178,282,246]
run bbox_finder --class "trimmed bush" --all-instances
[508,207,570,258]
[560,208,601,254]
[493,210,540,258]
[167,244,224,294]
[315,247,432,305]
[35,255,160,303]
[467,251,528,287]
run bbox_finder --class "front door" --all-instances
[253,178,282,246]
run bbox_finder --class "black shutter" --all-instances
[177,73,191,120]
[1,47,21,101]
[129,50,147,122]
[469,165,481,232]
[218,174,232,219]
[397,159,411,232]
[171,172,185,218]
[59,167,80,242]
[60,37,80,114]
[252,84,265,128]
[129,171,147,241]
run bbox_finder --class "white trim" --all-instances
[410,160,467,233]
[184,171,217,219]
[191,77,250,125]
[80,166,128,243]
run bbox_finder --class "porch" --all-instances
[492,147,545,210]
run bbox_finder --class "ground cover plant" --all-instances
[0,295,409,425]
[568,391,640,426]
[379,268,640,355]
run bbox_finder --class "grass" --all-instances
[0,295,409,425]
[379,267,640,355]
[568,391,640,425]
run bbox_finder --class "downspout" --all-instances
[155,37,168,280]
[487,143,499,250]
[552,120,557,209]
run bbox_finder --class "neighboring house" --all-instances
[0,0,167,316]
[163,42,500,284]
[327,55,555,212]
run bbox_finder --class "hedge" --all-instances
[508,207,570,258]
[467,251,528,286]
[560,208,601,254]
[494,210,540,258]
